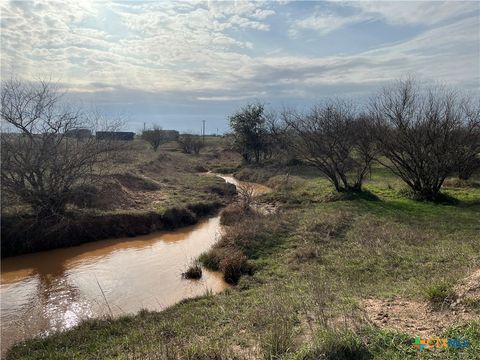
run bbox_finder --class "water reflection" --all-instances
[1,216,228,354]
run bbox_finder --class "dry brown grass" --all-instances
[201,210,290,284]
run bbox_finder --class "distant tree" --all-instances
[1,78,124,218]
[370,78,480,200]
[229,103,268,163]
[281,100,377,192]
[141,125,165,151]
[177,133,204,154]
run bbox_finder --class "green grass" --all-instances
[7,164,480,359]
[425,282,457,308]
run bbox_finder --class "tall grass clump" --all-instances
[305,329,371,360]
[256,290,297,360]
[182,260,203,280]
[425,282,456,309]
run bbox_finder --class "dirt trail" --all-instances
[363,269,480,336]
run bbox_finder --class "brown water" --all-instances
[0,175,267,354]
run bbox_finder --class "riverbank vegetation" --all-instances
[4,77,480,358]
[8,159,480,358]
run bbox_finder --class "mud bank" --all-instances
[1,201,225,258]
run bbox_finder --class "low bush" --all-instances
[182,261,202,280]
[206,183,237,197]
[219,203,252,225]
[219,249,253,284]
[193,165,208,173]
[198,248,228,271]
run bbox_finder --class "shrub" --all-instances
[141,125,165,152]
[229,103,269,163]
[178,134,204,154]
[200,211,289,284]
[198,248,226,271]
[281,101,377,192]
[370,78,480,201]
[206,183,237,197]
[220,203,252,225]
[219,249,252,284]
[182,261,202,279]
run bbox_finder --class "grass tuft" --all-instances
[425,282,456,308]
[305,329,372,360]
[182,261,203,280]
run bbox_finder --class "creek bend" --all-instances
[0,175,269,354]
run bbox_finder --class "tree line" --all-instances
[228,78,480,200]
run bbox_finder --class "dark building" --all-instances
[96,131,135,141]
[65,128,92,139]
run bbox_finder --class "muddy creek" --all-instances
[0,175,268,354]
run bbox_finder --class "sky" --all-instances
[1,0,479,133]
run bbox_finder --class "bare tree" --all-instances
[237,183,256,211]
[281,100,377,192]
[177,133,204,154]
[141,125,165,151]
[1,78,124,218]
[370,78,480,200]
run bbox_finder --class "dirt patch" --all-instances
[363,270,480,336]
[455,268,480,300]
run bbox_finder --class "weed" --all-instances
[463,297,480,311]
[182,261,203,280]
[425,282,456,309]
[305,329,372,360]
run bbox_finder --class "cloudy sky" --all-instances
[1,1,479,132]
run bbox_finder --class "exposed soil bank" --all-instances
[1,201,225,258]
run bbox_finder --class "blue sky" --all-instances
[1,1,479,133]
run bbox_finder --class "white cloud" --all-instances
[1,0,478,108]
[291,1,479,36]
[350,1,478,26]
[292,11,365,35]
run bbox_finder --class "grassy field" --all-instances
[7,159,480,359]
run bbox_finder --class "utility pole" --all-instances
[202,120,206,143]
